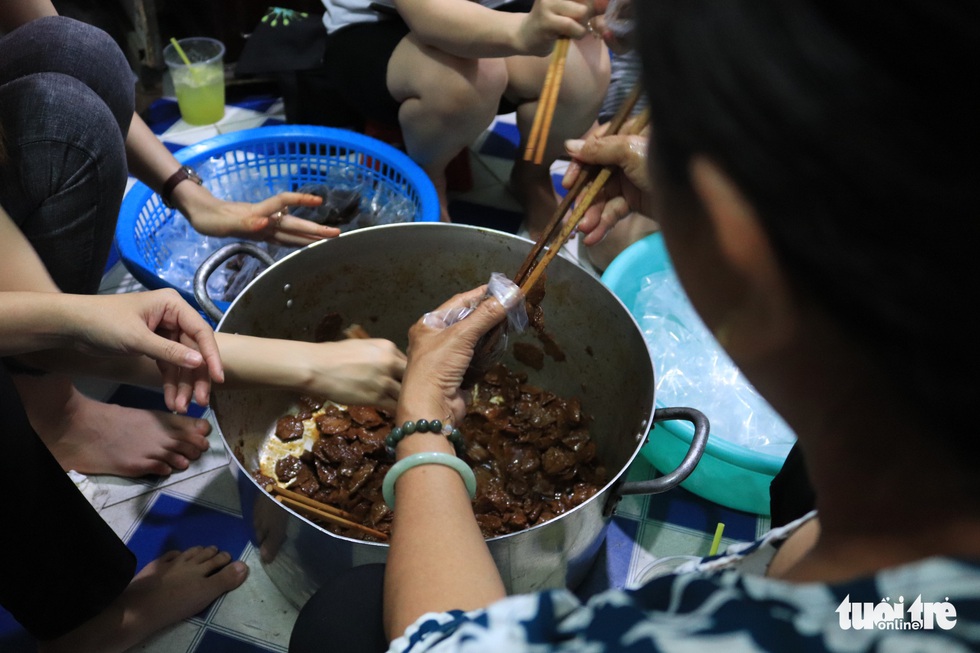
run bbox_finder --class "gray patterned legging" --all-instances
[0,14,135,294]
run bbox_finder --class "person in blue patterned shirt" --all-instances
[290,1,980,651]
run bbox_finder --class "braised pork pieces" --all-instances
[255,363,605,541]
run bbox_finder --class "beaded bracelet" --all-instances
[385,419,464,457]
[382,451,478,509]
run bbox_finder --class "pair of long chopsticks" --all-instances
[523,38,571,165]
[266,484,389,541]
[514,84,646,294]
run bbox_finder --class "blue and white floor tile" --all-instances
[0,94,768,652]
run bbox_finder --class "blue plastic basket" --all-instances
[601,233,788,516]
[116,125,440,308]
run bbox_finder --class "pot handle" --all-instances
[193,242,276,323]
[617,406,710,496]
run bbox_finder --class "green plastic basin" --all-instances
[601,233,786,515]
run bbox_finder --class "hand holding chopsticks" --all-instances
[562,119,653,246]
[466,85,646,376]
[515,83,646,294]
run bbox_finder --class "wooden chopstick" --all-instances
[266,484,357,520]
[514,83,645,289]
[275,496,389,541]
[267,484,388,541]
[523,38,571,164]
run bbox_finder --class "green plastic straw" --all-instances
[169,37,203,84]
[708,522,725,556]
[169,37,194,67]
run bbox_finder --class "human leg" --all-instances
[0,20,212,477]
[0,362,135,641]
[507,35,610,238]
[320,19,506,222]
[388,35,508,222]
[1,364,248,652]
[0,16,133,292]
[0,16,135,139]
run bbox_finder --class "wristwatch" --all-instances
[160,165,202,208]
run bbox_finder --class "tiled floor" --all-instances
[0,95,769,653]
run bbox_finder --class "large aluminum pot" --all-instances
[196,223,708,608]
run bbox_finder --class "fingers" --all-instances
[377,377,401,412]
[414,286,511,358]
[565,132,652,196]
[562,123,612,189]
[161,363,179,412]
[256,192,323,212]
[253,193,338,245]
[175,331,216,408]
[424,286,490,323]
[140,290,224,411]
[252,193,322,222]
[176,372,195,413]
[140,329,215,409]
[574,202,607,240]
[446,295,511,347]
[552,0,590,29]
[565,134,633,169]
[193,368,212,406]
[262,214,341,245]
[581,197,632,245]
[157,351,195,413]
[529,0,590,44]
[391,347,408,381]
[562,158,583,190]
[165,298,224,384]
[163,355,212,412]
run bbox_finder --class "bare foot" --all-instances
[17,375,211,477]
[38,546,248,653]
[510,158,558,241]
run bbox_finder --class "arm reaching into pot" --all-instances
[1,205,404,409]
[383,287,515,639]
[214,334,406,411]
[23,329,406,412]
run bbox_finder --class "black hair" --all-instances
[635,1,979,454]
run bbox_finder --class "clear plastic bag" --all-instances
[636,268,796,456]
[422,272,526,332]
[422,273,528,383]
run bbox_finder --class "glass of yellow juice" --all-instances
[163,38,226,126]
